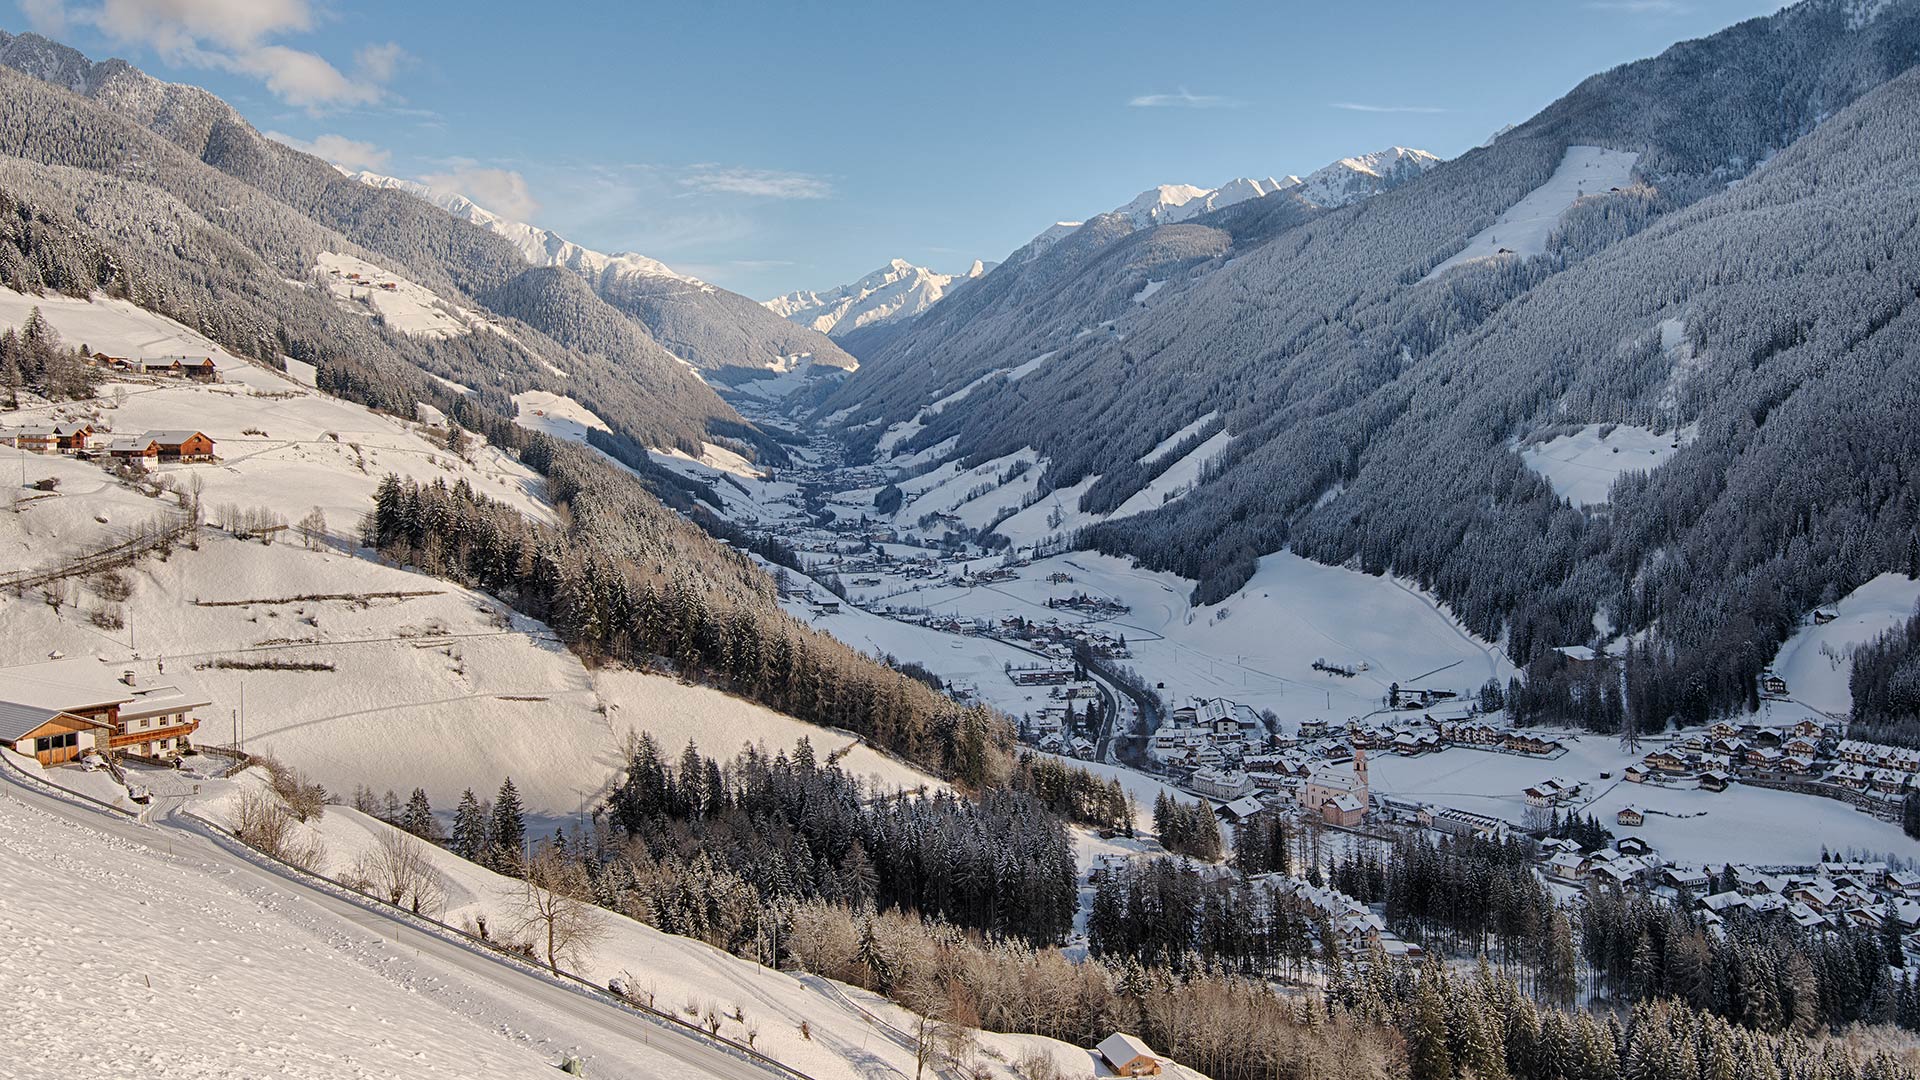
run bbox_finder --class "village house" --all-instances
[1644,749,1690,774]
[1189,766,1256,801]
[139,355,220,381]
[1697,769,1730,792]
[1617,806,1645,827]
[1503,731,1564,756]
[1424,806,1504,840]
[0,659,209,764]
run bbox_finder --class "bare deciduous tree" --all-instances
[505,846,607,975]
[349,829,445,915]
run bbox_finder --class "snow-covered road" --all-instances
[0,760,798,1080]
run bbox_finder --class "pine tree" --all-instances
[451,788,489,861]
[400,788,439,841]
[490,777,526,874]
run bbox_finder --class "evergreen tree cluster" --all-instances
[603,736,1075,942]
[1087,857,1321,979]
[0,303,92,403]
[1851,601,1920,745]
[1008,752,1133,832]
[1582,887,1897,1033]
[1381,834,1555,968]
[1152,792,1223,860]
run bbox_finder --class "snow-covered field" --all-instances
[0,782,568,1080]
[315,251,501,339]
[512,389,609,443]
[0,297,940,822]
[842,548,1511,725]
[1772,573,1920,715]
[1519,423,1691,507]
[1425,146,1639,280]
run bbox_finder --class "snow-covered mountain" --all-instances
[343,169,857,371]
[1290,146,1442,208]
[348,170,708,288]
[1026,148,1438,252]
[763,258,994,337]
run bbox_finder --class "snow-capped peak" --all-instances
[1023,148,1438,252]
[763,258,994,337]
[1288,146,1443,208]
[347,170,708,289]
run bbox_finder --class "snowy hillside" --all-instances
[1770,574,1920,715]
[763,258,991,337]
[0,293,931,817]
[0,779,575,1080]
[348,170,710,289]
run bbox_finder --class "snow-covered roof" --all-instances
[0,701,109,742]
[1098,1032,1157,1066]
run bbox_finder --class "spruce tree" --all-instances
[451,788,489,861]
[400,788,439,841]
[490,778,526,874]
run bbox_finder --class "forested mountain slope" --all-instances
[0,30,822,448]
[824,0,1920,729]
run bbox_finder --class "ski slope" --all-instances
[1425,146,1638,280]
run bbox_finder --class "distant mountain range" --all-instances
[763,258,995,338]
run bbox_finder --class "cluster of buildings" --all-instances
[88,354,220,380]
[2,421,216,463]
[0,658,208,767]
[1624,719,1920,808]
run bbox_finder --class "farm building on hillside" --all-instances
[139,356,220,381]
[1097,1032,1165,1076]
[0,703,114,766]
[0,660,210,763]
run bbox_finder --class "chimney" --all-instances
[120,670,137,686]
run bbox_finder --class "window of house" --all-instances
[34,732,78,753]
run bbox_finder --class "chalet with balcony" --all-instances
[0,659,209,764]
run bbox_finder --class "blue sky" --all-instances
[14,0,1786,298]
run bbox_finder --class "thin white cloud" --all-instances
[1330,101,1449,114]
[678,165,832,200]
[265,130,389,171]
[419,161,541,220]
[22,1,405,110]
[1129,88,1243,109]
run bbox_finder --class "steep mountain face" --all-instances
[819,147,1441,430]
[1291,146,1442,207]
[823,0,1920,728]
[764,258,992,338]
[347,168,856,373]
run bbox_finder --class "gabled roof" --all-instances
[144,430,210,445]
[1098,1032,1156,1065]
[0,701,111,742]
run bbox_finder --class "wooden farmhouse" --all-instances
[0,659,209,765]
